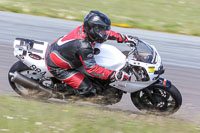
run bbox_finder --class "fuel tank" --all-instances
[94,43,126,71]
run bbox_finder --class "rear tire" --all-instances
[131,84,182,115]
[8,61,51,99]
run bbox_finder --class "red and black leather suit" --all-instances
[46,25,128,94]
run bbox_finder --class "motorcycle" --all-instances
[8,38,182,115]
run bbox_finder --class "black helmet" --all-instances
[84,11,111,43]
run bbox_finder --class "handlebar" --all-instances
[126,37,140,48]
[126,42,136,47]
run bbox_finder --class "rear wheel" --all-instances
[131,84,182,115]
[8,61,52,99]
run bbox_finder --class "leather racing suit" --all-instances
[45,25,128,95]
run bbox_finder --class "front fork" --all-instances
[142,78,171,105]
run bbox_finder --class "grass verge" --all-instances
[0,0,200,36]
[0,95,199,133]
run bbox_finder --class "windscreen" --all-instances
[134,40,156,64]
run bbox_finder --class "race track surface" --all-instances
[0,11,200,124]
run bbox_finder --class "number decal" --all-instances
[35,68,41,73]
[30,65,36,70]
[30,65,46,76]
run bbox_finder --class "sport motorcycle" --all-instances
[8,38,182,115]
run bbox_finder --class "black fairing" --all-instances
[153,78,171,89]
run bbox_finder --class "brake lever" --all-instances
[129,43,136,47]
[126,43,136,52]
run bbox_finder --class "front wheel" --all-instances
[131,84,182,115]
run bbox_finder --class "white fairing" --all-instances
[13,39,53,77]
[94,43,126,71]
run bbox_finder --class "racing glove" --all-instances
[110,71,130,82]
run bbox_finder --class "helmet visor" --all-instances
[99,30,110,40]
[94,26,110,42]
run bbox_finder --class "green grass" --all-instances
[0,0,200,36]
[0,95,199,133]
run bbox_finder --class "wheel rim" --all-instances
[137,88,176,112]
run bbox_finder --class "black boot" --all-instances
[74,87,96,98]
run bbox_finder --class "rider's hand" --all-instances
[110,71,130,82]
[126,35,138,46]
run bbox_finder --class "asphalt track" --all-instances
[0,11,200,124]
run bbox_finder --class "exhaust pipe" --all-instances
[9,71,52,95]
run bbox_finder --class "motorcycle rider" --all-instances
[46,11,138,97]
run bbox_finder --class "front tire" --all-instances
[8,61,51,99]
[131,84,182,115]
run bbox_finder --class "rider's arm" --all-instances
[108,30,128,43]
[108,30,138,45]
[78,44,114,80]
